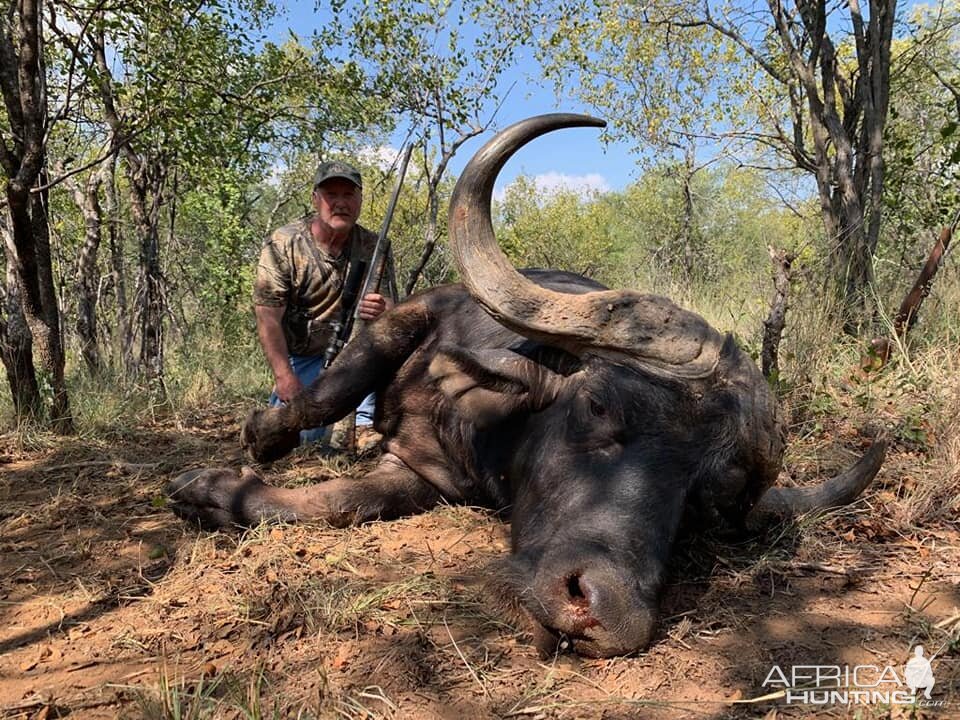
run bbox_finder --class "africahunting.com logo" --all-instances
[761,644,947,708]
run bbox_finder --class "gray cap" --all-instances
[313,160,362,189]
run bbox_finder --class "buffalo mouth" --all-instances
[526,610,656,659]
[485,556,659,658]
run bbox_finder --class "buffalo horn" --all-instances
[448,114,725,376]
[745,433,889,529]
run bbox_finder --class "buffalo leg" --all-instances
[166,453,442,529]
[242,301,434,462]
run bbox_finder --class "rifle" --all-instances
[323,143,413,369]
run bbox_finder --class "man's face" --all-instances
[313,178,362,235]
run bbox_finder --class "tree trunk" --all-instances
[103,156,134,374]
[892,226,952,336]
[5,177,73,431]
[404,131,483,296]
[862,226,954,371]
[28,172,73,430]
[0,223,40,415]
[68,163,110,375]
[767,0,896,334]
[761,247,796,381]
[91,23,167,385]
[126,160,167,385]
[0,0,73,431]
[405,186,441,297]
[679,149,697,282]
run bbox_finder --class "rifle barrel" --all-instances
[324,144,414,368]
[358,144,414,302]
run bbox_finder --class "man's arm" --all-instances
[255,304,302,402]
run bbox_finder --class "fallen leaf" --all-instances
[332,645,352,670]
[148,545,168,560]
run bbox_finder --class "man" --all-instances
[253,160,395,444]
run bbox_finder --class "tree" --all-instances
[496,175,618,279]
[58,156,113,375]
[338,0,523,295]
[0,0,72,430]
[505,0,899,332]
[174,167,263,345]
[608,162,808,292]
[884,0,960,262]
[55,0,354,385]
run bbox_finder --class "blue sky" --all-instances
[264,1,927,198]
[265,2,640,196]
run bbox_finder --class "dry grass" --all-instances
[2,264,959,718]
[2,422,959,719]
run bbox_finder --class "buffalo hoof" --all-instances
[241,407,300,462]
[166,466,291,529]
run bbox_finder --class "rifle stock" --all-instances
[323,259,366,368]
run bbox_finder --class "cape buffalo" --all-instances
[167,114,887,658]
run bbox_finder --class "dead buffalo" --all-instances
[168,114,887,658]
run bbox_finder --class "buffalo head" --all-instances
[441,114,887,657]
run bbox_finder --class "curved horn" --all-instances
[745,434,889,530]
[448,113,725,376]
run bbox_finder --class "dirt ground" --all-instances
[1,402,958,719]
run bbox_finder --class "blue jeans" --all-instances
[269,354,375,445]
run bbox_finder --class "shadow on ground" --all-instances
[1,415,957,719]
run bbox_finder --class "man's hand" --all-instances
[274,370,304,403]
[256,304,303,402]
[357,292,394,321]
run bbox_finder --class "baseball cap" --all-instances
[313,160,362,189]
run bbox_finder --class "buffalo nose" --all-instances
[528,561,658,657]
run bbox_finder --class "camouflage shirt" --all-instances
[253,216,393,357]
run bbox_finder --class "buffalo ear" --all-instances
[429,345,562,429]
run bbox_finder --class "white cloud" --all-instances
[357,144,403,171]
[494,172,611,202]
[532,172,610,196]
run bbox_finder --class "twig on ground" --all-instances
[934,611,960,630]
[768,560,855,575]
[443,614,489,697]
[42,460,159,473]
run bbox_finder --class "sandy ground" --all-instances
[1,403,958,719]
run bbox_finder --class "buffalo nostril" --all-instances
[565,573,589,607]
